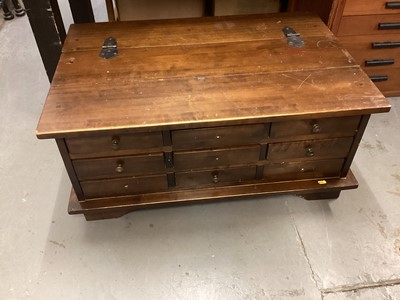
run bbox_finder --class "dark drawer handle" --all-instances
[370,75,388,82]
[379,22,400,30]
[386,2,400,9]
[306,147,314,157]
[111,136,120,150]
[365,59,395,67]
[372,41,400,48]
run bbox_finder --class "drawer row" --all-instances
[335,10,400,96]
[65,116,361,157]
[80,159,345,199]
[73,137,354,181]
[343,0,400,16]
[338,14,400,37]
[339,34,400,96]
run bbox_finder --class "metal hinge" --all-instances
[99,37,118,59]
[282,26,305,48]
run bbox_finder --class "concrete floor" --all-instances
[1,3,400,299]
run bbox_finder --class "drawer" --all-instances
[263,159,344,182]
[340,34,400,68]
[80,174,168,198]
[73,153,166,180]
[175,166,256,189]
[340,34,400,66]
[364,66,400,96]
[174,146,260,170]
[343,0,400,16]
[65,131,164,155]
[172,124,267,150]
[338,14,400,36]
[267,137,354,161]
[270,116,360,139]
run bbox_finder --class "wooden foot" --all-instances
[298,190,341,201]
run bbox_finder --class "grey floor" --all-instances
[1,2,400,299]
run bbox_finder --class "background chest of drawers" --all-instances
[36,13,390,221]
[330,0,400,96]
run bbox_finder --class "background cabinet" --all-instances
[289,0,400,96]
[330,0,400,97]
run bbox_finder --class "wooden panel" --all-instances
[65,132,163,154]
[270,116,360,139]
[68,0,95,23]
[175,166,256,189]
[343,0,400,16]
[287,0,334,24]
[172,124,266,150]
[36,13,390,140]
[337,14,400,36]
[174,146,260,170]
[81,174,168,198]
[339,34,400,66]
[267,137,354,161]
[54,37,355,82]
[24,0,64,82]
[36,67,389,139]
[363,66,400,96]
[116,0,203,21]
[263,158,344,182]
[73,153,165,180]
[214,0,280,16]
[68,170,359,215]
[62,13,333,52]
[56,139,84,200]
[341,115,369,177]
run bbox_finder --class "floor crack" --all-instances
[285,200,324,300]
[321,278,400,295]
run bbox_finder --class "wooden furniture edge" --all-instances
[36,106,391,140]
[68,169,358,220]
[328,0,347,34]
[341,114,370,177]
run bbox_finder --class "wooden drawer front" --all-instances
[340,34,400,67]
[81,175,168,198]
[172,124,266,151]
[338,14,400,37]
[66,131,163,155]
[270,116,360,139]
[343,0,400,16]
[73,153,165,180]
[364,66,400,96]
[176,166,256,189]
[174,146,260,170]
[267,138,354,161]
[263,159,344,182]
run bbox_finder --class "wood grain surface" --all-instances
[63,13,333,52]
[338,14,400,36]
[68,169,358,216]
[342,0,400,16]
[36,13,390,139]
[267,137,354,161]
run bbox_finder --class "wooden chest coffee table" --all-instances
[36,13,391,221]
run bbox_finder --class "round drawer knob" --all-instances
[312,123,321,133]
[212,173,219,184]
[111,136,120,150]
[306,147,315,157]
[115,162,124,173]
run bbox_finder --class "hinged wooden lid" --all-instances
[36,13,390,139]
